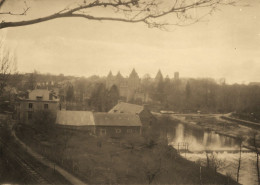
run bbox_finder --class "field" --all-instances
[15,117,239,185]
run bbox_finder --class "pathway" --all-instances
[11,129,87,185]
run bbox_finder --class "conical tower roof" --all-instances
[116,71,123,79]
[107,70,113,78]
[129,68,139,78]
[155,69,163,81]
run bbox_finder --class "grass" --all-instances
[0,118,70,185]
[16,120,239,185]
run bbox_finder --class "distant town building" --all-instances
[15,89,60,124]
[55,110,142,136]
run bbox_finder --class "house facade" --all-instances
[93,113,141,137]
[15,89,60,124]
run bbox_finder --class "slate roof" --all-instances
[56,111,95,126]
[93,113,142,127]
[108,102,144,114]
[56,110,141,127]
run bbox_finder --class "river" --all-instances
[167,122,258,185]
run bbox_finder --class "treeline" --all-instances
[144,77,260,119]
[3,72,260,120]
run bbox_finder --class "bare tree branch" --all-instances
[0,0,6,8]
[0,1,30,16]
[0,0,237,29]
[0,38,17,96]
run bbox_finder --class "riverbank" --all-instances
[155,114,258,185]
[15,120,239,185]
[169,114,260,147]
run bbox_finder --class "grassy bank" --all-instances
[16,120,238,185]
[0,117,70,185]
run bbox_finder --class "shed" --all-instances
[93,113,142,136]
[108,102,156,127]
[56,110,95,132]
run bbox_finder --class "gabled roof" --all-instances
[56,111,95,126]
[108,102,144,114]
[56,110,142,127]
[94,113,142,127]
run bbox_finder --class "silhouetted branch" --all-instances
[0,1,30,16]
[0,0,237,29]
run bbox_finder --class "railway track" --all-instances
[0,138,52,184]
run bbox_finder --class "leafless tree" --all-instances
[204,150,225,173]
[236,136,243,183]
[0,38,17,96]
[0,0,239,30]
[252,132,260,185]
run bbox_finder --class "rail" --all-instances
[0,138,52,184]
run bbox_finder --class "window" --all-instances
[44,104,48,109]
[127,129,133,133]
[28,112,33,120]
[28,103,33,109]
[100,129,106,136]
[115,128,121,133]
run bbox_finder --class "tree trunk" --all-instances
[257,152,260,185]
[236,142,242,183]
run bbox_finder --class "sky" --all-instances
[1,0,260,84]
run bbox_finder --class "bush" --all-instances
[32,110,56,132]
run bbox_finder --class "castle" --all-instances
[106,69,180,103]
[106,69,144,102]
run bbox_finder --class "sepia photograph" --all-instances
[0,0,259,184]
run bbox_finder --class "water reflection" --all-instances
[168,123,240,152]
[166,122,256,185]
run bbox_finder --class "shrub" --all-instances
[32,110,56,133]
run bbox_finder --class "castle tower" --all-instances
[127,68,140,101]
[128,68,140,90]
[155,69,164,83]
[115,71,123,81]
[115,71,127,97]
[106,70,114,89]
